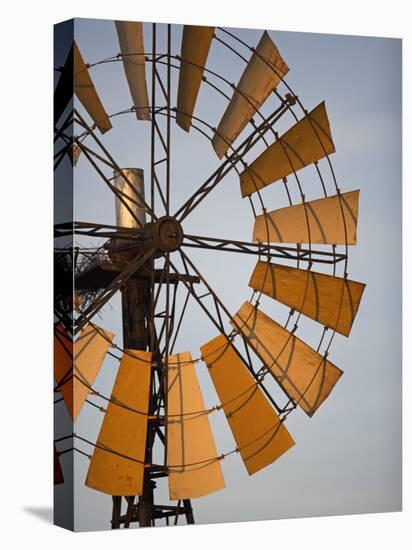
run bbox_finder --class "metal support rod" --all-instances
[55,223,346,266]
[182,234,347,265]
[137,21,159,529]
[111,496,122,529]
[129,23,193,528]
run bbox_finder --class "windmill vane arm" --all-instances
[182,234,346,265]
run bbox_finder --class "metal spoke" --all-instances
[169,287,191,354]
[173,100,293,223]
[182,234,347,265]
[169,250,284,412]
[54,221,144,240]
[74,109,157,221]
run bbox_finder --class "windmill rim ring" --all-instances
[66,30,351,388]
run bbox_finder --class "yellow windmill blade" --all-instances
[86,350,152,496]
[240,101,335,197]
[54,322,114,421]
[115,21,151,121]
[212,31,289,159]
[253,190,360,245]
[201,334,295,475]
[166,352,225,500]
[176,25,215,131]
[54,41,113,133]
[232,302,343,416]
[249,261,365,337]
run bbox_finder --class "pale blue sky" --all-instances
[54,18,402,531]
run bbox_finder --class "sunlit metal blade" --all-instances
[115,21,150,121]
[54,322,73,395]
[240,101,335,197]
[249,261,365,336]
[68,143,81,166]
[176,25,214,131]
[73,42,112,133]
[253,190,359,245]
[167,352,225,499]
[212,32,289,158]
[86,350,152,495]
[232,302,343,416]
[54,323,114,421]
[201,334,294,475]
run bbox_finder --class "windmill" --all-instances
[54,20,366,529]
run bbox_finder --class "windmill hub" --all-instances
[154,216,184,253]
